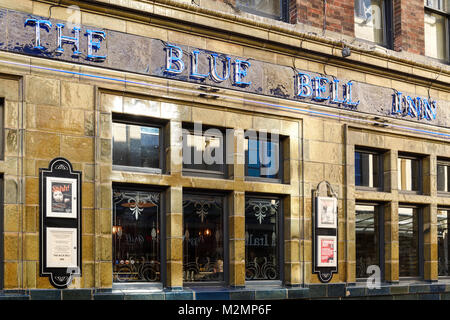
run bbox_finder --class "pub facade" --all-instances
[0,0,449,300]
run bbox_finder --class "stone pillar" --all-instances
[423,204,438,281]
[284,195,301,286]
[229,191,245,287]
[165,186,183,289]
[384,201,399,282]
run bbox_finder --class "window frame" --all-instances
[236,0,289,22]
[111,113,166,174]
[398,204,424,280]
[182,190,229,287]
[437,207,450,278]
[424,1,450,63]
[355,202,385,282]
[437,158,450,195]
[0,175,3,290]
[397,153,423,194]
[354,147,385,192]
[353,0,394,49]
[182,123,229,180]
[244,132,284,184]
[111,183,166,289]
[244,193,284,286]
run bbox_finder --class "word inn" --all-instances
[24,19,107,61]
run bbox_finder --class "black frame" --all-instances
[398,204,424,280]
[355,202,385,282]
[244,193,284,285]
[182,190,229,287]
[39,158,82,289]
[354,147,385,191]
[244,132,284,184]
[112,113,167,174]
[353,0,394,49]
[398,153,423,194]
[236,0,289,22]
[111,183,166,288]
[424,1,450,63]
[182,123,229,179]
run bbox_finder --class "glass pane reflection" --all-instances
[438,209,450,276]
[356,204,380,278]
[245,197,280,281]
[399,207,420,277]
[112,189,161,283]
[183,194,224,282]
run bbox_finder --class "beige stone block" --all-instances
[26,131,60,159]
[192,107,226,127]
[392,80,416,95]
[24,206,37,233]
[229,239,245,263]
[126,21,168,41]
[366,74,392,88]
[2,0,32,12]
[323,122,343,144]
[226,112,252,131]
[285,240,300,262]
[61,82,94,110]
[123,97,161,118]
[99,262,113,288]
[160,103,191,121]
[82,182,95,209]
[100,184,112,210]
[424,261,438,281]
[360,54,388,68]
[0,79,20,101]
[4,204,19,232]
[25,177,39,205]
[229,215,245,239]
[5,100,18,129]
[5,129,18,156]
[167,30,206,49]
[324,164,343,184]
[24,233,38,260]
[99,113,112,139]
[0,155,19,175]
[167,237,183,261]
[36,105,85,135]
[83,209,95,235]
[243,47,276,64]
[101,94,123,113]
[166,261,183,288]
[24,260,37,288]
[284,262,301,285]
[166,213,183,238]
[26,76,60,106]
[304,117,324,141]
[4,233,19,260]
[253,116,281,133]
[82,11,126,32]
[4,262,19,289]
[61,136,94,163]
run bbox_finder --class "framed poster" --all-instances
[46,227,78,268]
[317,196,337,229]
[46,177,77,219]
[317,235,337,268]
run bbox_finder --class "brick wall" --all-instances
[393,0,425,55]
[297,0,354,36]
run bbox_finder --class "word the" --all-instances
[24,19,106,61]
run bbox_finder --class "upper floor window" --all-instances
[424,0,449,61]
[245,132,282,182]
[112,115,165,173]
[438,159,450,193]
[398,155,422,192]
[355,148,384,190]
[236,0,289,22]
[354,0,392,47]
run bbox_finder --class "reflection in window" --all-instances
[398,157,421,191]
[245,136,280,180]
[437,162,450,192]
[236,0,285,21]
[354,0,387,45]
[112,189,161,283]
[356,204,381,278]
[245,197,280,281]
[399,207,420,277]
[113,122,161,169]
[355,150,382,188]
[183,194,224,282]
[425,11,447,60]
[182,127,226,176]
[438,209,450,276]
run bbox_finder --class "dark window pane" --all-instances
[183,194,224,282]
[438,209,450,276]
[355,151,381,188]
[437,165,446,191]
[356,204,380,278]
[112,189,161,283]
[236,0,282,19]
[113,123,160,169]
[245,197,280,280]
[245,138,280,179]
[399,207,420,277]
[398,157,421,191]
[182,129,225,175]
